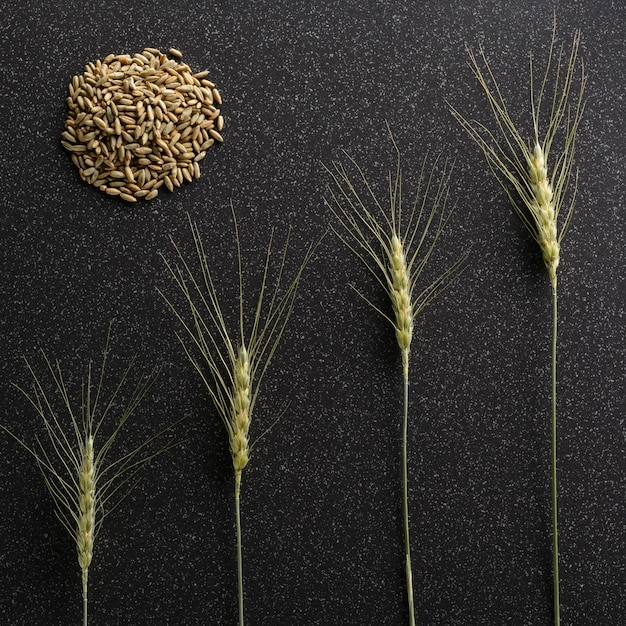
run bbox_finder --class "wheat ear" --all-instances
[231,345,251,491]
[389,233,414,368]
[449,22,585,288]
[160,208,319,626]
[2,326,179,626]
[77,435,95,600]
[450,22,585,626]
[325,130,468,626]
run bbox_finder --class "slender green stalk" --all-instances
[83,591,88,626]
[235,474,244,626]
[401,355,415,626]
[551,284,560,625]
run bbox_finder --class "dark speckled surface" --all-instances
[1,1,625,624]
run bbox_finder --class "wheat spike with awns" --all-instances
[160,209,318,626]
[325,131,468,626]
[1,328,178,626]
[449,23,586,625]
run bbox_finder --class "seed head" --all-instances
[161,210,318,494]
[77,436,95,576]
[325,132,467,371]
[231,345,251,474]
[527,143,559,283]
[449,25,585,288]
[388,234,414,356]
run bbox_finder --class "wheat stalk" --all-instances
[2,326,178,626]
[325,130,468,626]
[449,22,586,626]
[160,208,318,626]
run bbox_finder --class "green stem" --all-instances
[402,353,416,626]
[82,568,88,626]
[235,472,244,626]
[551,284,560,625]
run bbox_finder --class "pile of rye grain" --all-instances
[61,47,223,202]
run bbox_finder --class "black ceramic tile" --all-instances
[1,1,624,624]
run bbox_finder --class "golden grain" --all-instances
[62,48,224,202]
